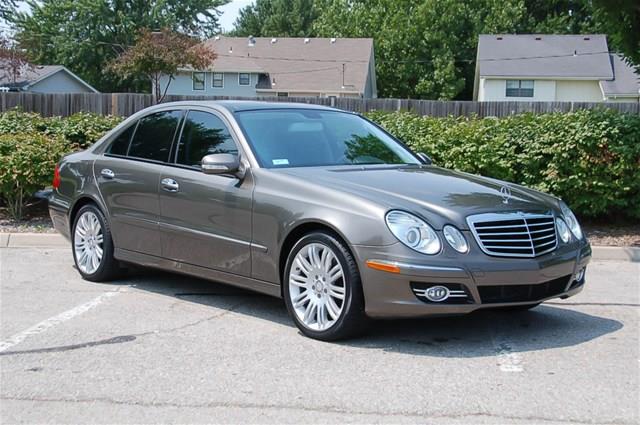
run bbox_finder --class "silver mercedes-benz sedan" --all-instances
[49,101,591,340]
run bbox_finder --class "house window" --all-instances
[239,73,251,86]
[192,72,205,91]
[506,80,534,97]
[277,92,289,97]
[212,72,224,88]
[191,72,205,90]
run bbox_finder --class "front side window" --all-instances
[107,122,136,155]
[506,80,534,97]
[192,72,205,90]
[212,72,224,88]
[239,73,251,86]
[175,111,238,168]
[127,110,183,162]
[235,109,420,168]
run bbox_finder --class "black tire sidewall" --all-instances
[283,232,365,341]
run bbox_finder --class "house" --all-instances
[0,64,98,93]
[159,36,377,98]
[473,34,639,102]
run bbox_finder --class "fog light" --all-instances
[576,268,585,282]
[425,285,450,302]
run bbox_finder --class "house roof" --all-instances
[477,34,614,79]
[200,36,374,94]
[601,54,640,97]
[0,64,98,92]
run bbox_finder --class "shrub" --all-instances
[0,109,123,149]
[367,109,640,219]
[0,133,70,220]
[43,112,123,149]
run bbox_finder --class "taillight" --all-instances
[52,164,61,189]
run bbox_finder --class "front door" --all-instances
[95,110,184,256]
[158,109,253,277]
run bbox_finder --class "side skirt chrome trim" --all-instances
[114,248,281,298]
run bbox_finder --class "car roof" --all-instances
[153,100,344,113]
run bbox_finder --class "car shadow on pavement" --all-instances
[113,269,624,358]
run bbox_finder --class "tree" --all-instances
[0,36,32,87]
[592,0,640,69]
[313,0,525,99]
[0,0,17,21]
[231,0,319,37]
[6,0,229,92]
[109,28,216,102]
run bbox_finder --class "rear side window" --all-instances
[108,123,136,155]
[128,110,183,162]
[175,111,238,167]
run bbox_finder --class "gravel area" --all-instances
[0,201,57,234]
[2,202,639,246]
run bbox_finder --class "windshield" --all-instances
[235,109,420,168]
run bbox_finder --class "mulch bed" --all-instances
[1,201,638,247]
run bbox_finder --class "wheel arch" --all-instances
[69,195,108,233]
[278,220,358,297]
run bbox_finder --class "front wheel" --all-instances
[283,232,368,341]
[72,204,120,282]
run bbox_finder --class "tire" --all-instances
[492,303,541,312]
[72,204,120,282]
[283,231,368,341]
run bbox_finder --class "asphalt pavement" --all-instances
[1,244,638,424]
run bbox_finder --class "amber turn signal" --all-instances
[366,260,401,274]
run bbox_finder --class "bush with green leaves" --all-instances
[0,133,70,220]
[0,109,122,220]
[367,109,640,219]
[0,109,123,149]
[43,112,123,149]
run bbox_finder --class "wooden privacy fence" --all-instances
[1,92,638,118]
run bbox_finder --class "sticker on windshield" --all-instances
[272,159,289,165]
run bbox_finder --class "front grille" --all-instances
[478,275,571,303]
[467,212,557,258]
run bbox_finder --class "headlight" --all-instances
[555,218,571,243]
[443,225,469,253]
[385,211,441,255]
[559,201,583,240]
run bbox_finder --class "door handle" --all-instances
[161,178,179,192]
[101,168,115,179]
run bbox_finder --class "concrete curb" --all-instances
[1,232,639,262]
[1,233,68,248]
[590,246,640,262]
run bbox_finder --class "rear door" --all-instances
[95,110,184,256]
[158,109,253,277]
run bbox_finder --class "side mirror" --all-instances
[417,152,433,165]
[201,153,240,175]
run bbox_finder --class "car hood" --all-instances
[275,165,560,229]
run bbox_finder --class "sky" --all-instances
[219,0,255,32]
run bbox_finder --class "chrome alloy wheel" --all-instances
[74,211,104,275]
[288,243,346,331]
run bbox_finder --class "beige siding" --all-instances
[555,80,604,102]
[479,78,556,101]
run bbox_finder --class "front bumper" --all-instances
[353,239,591,318]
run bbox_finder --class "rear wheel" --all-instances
[72,204,120,282]
[283,232,367,341]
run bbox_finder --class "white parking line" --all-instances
[488,321,524,373]
[494,341,524,372]
[0,290,121,353]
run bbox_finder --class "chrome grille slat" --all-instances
[467,212,558,258]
